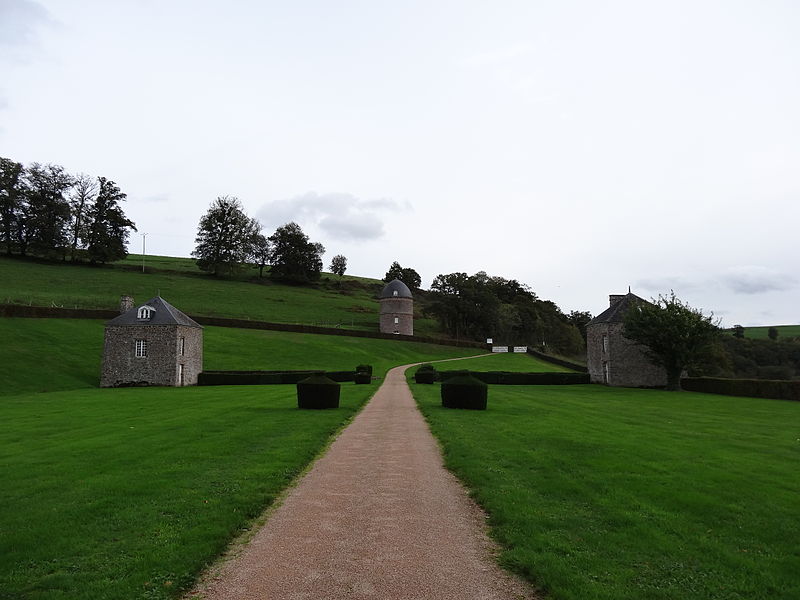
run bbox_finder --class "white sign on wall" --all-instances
[513,346,528,353]
[492,346,509,353]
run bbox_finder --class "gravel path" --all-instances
[192,364,537,600]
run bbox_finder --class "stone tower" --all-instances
[101,296,203,387]
[379,279,414,336]
[586,292,667,387]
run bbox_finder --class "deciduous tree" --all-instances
[85,177,136,264]
[329,254,347,279]
[23,162,74,257]
[192,196,260,276]
[267,221,325,282]
[623,291,719,391]
[0,157,25,255]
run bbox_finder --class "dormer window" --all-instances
[137,306,154,320]
[393,290,398,296]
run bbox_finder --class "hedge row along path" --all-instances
[191,362,537,599]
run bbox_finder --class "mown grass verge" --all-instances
[410,381,800,600]
[0,385,373,599]
[0,255,442,336]
[0,318,480,396]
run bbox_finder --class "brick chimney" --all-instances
[120,295,134,314]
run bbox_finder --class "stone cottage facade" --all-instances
[100,296,203,387]
[586,292,667,387]
[379,279,414,336]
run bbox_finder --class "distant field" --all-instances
[411,381,800,600]
[0,385,374,599]
[422,351,572,372]
[0,255,442,336]
[726,324,800,339]
[0,318,481,396]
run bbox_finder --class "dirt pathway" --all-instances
[192,363,537,600]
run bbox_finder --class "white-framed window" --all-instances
[602,335,609,353]
[137,306,153,320]
[179,337,185,356]
[135,339,148,358]
[394,317,399,324]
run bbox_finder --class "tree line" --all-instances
[192,195,335,283]
[0,156,136,263]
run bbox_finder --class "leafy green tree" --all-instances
[623,291,719,391]
[732,324,745,339]
[267,221,325,282]
[566,310,593,342]
[0,157,25,255]
[329,254,347,279]
[383,261,421,289]
[192,196,260,276]
[67,173,98,261]
[24,162,74,257]
[85,177,136,264]
[250,232,271,278]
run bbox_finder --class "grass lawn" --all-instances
[0,318,481,396]
[425,351,573,372]
[725,325,800,340]
[0,385,374,599]
[0,255,442,336]
[411,381,800,600]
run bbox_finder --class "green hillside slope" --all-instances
[0,255,441,335]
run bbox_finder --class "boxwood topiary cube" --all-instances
[297,373,341,409]
[414,365,437,384]
[354,371,372,384]
[441,371,488,410]
[355,364,373,376]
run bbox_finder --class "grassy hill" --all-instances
[725,324,800,340]
[0,254,442,336]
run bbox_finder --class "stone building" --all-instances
[100,296,203,387]
[379,279,414,336]
[586,292,667,387]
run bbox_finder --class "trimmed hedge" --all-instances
[526,348,588,373]
[436,370,589,385]
[441,372,488,410]
[354,371,372,384]
[681,377,800,401]
[297,374,341,409]
[414,369,437,384]
[198,370,356,386]
[355,364,373,376]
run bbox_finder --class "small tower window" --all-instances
[135,339,148,358]
[137,306,153,320]
[394,317,399,324]
[179,337,185,356]
[602,335,609,353]
[393,290,398,296]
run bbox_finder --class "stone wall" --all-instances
[101,324,203,387]
[379,297,413,336]
[586,322,667,387]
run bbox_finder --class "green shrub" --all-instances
[681,377,800,401]
[441,371,488,410]
[296,374,341,409]
[417,363,435,371]
[197,370,356,386]
[436,370,589,385]
[355,364,373,376]
[414,365,437,384]
[354,371,372,384]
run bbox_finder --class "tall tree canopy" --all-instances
[192,196,260,276]
[383,261,421,289]
[24,163,74,257]
[0,157,25,256]
[85,177,137,264]
[329,254,347,278]
[267,221,325,283]
[623,291,719,391]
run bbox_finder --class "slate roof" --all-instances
[106,296,203,328]
[588,292,649,325]
[380,279,413,299]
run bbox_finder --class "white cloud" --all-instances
[721,266,797,295]
[257,192,410,241]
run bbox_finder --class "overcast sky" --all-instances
[2,0,798,326]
